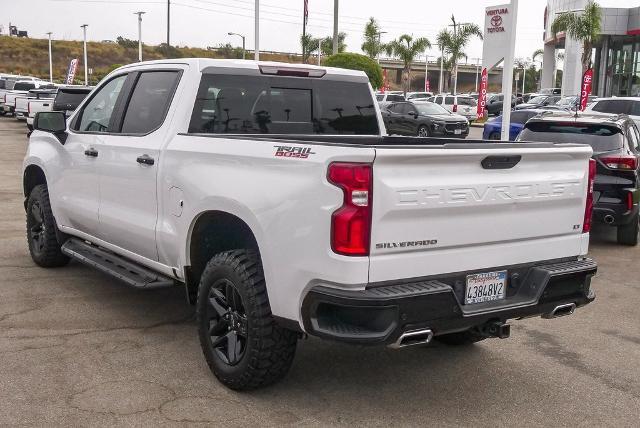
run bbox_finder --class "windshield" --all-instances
[13,82,36,91]
[519,121,624,152]
[556,96,577,106]
[376,94,384,101]
[415,103,450,115]
[528,96,547,104]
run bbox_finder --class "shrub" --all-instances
[323,52,383,89]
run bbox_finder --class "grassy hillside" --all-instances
[0,36,297,84]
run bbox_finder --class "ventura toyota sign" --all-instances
[486,7,508,33]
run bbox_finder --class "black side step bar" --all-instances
[61,238,175,289]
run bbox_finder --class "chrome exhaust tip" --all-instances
[604,215,615,225]
[389,328,434,349]
[542,302,576,319]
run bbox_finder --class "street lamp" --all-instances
[424,54,430,93]
[80,24,88,85]
[228,32,246,60]
[254,0,259,61]
[472,57,481,92]
[376,31,387,64]
[46,32,53,83]
[134,11,146,62]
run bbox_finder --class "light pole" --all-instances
[472,57,481,92]
[376,31,387,64]
[500,0,519,141]
[46,32,53,83]
[439,46,444,94]
[228,32,246,60]
[254,0,259,60]
[332,0,338,55]
[424,54,430,92]
[80,24,88,85]
[134,11,145,62]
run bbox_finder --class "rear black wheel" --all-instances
[197,250,298,390]
[435,330,486,346]
[26,185,69,267]
[417,125,430,137]
[617,214,639,246]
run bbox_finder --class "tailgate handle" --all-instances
[481,155,521,170]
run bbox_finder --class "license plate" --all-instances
[454,129,462,135]
[465,270,506,304]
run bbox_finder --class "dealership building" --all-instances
[542,0,640,97]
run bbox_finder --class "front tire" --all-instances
[617,214,639,246]
[196,249,298,390]
[26,185,69,267]
[417,125,430,137]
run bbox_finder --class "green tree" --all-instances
[436,15,482,94]
[361,17,385,59]
[301,32,346,63]
[116,36,137,49]
[385,34,431,94]
[323,52,383,89]
[300,33,319,63]
[551,1,601,73]
[532,48,544,63]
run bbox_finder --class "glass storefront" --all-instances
[605,36,640,97]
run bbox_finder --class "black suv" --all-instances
[518,113,640,245]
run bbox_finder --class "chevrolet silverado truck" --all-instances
[24,59,597,390]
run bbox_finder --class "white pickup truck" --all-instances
[24,59,597,390]
[15,90,57,122]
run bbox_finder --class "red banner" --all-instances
[579,68,593,112]
[477,68,488,120]
[425,79,430,92]
[381,69,389,93]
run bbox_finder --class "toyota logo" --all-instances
[491,15,503,27]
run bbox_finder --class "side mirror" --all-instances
[408,111,418,117]
[33,111,67,144]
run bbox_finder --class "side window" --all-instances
[425,97,435,102]
[388,103,401,113]
[630,101,640,116]
[120,71,180,134]
[389,94,405,102]
[510,111,524,123]
[434,96,442,104]
[628,124,640,151]
[445,96,454,105]
[75,75,127,132]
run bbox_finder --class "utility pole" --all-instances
[46,32,53,83]
[80,24,88,86]
[166,0,170,48]
[134,11,145,62]
[255,0,260,60]
[332,0,338,55]
[448,19,474,95]
[318,38,322,66]
[522,63,527,95]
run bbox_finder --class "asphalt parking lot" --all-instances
[0,117,639,426]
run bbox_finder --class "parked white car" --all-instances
[425,94,478,122]
[24,58,597,390]
[375,91,406,104]
[584,97,640,128]
[406,91,434,100]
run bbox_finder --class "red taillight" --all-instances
[627,192,634,211]
[453,104,458,112]
[583,159,596,233]
[600,156,638,170]
[328,162,372,256]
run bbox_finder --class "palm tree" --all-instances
[551,1,602,74]
[532,49,544,63]
[436,15,482,94]
[300,32,347,63]
[385,34,431,94]
[361,18,385,59]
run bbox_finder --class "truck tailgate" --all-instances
[369,144,593,283]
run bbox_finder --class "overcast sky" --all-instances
[4,0,639,62]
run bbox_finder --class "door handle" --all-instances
[136,154,155,166]
[84,148,98,157]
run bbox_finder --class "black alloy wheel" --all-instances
[206,278,248,366]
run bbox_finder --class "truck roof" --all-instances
[115,58,369,80]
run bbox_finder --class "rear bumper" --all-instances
[593,188,639,226]
[301,258,596,345]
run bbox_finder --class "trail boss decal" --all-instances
[274,145,316,159]
[376,240,438,250]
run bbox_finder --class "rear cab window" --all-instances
[189,73,379,135]
[519,121,625,152]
